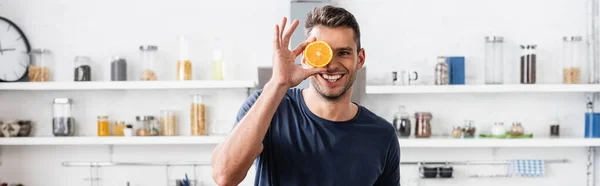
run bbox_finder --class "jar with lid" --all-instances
[510,122,525,136]
[136,116,150,136]
[562,36,584,84]
[148,116,159,136]
[177,36,192,80]
[97,115,110,136]
[29,48,54,82]
[140,45,159,81]
[434,56,449,85]
[53,98,75,136]
[74,56,92,81]
[462,120,476,138]
[491,122,506,136]
[392,106,411,137]
[485,36,504,84]
[452,126,462,138]
[113,120,126,136]
[160,110,177,136]
[111,56,127,81]
[414,112,432,138]
[520,45,537,84]
[191,94,207,136]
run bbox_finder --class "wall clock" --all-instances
[0,16,31,82]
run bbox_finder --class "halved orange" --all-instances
[304,41,333,68]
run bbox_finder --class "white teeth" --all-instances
[321,74,342,82]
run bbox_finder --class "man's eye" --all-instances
[339,52,350,56]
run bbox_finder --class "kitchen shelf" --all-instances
[0,136,226,145]
[0,80,256,90]
[1,136,598,147]
[398,137,600,148]
[366,84,600,94]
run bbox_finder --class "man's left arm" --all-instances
[374,137,400,186]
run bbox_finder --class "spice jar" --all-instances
[177,36,192,80]
[74,56,92,81]
[111,56,127,81]
[113,120,126,136]
[393,106,411,137]
[434,56,449,85]
[124,124,134,137]
[191,94,207,136]
[140,45,159,81]
[52,98,75,136]
[520,45,537,84]
[462,120,476,138]
[452,126,462,138]
[491,122,506,136]
[136,116,150,136]
[160,110,177,136]
[97,115,110,136]
[148,116,159,136]
[414,112,432,138]
[562,36,584,84]
[29,48,54,82]
[510,122,525,136]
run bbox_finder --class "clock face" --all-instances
[0,17,30,82]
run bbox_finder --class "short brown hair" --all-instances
[305,5,361,50]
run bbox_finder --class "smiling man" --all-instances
[212,5,400,186]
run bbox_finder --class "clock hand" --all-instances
[1,48,15,51]
[0,41,3,55]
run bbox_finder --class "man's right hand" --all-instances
[270,17,327,89]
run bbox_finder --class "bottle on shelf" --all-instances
[520,45,537,84]
[562,36,584,84]
[97,114,110,136]
[191,94,207,136]
[140,45,159,81]
[484,36,504,84]
[52,98,75,137]
[212,38,225,80]
[176,36,192,81]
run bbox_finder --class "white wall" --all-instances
[0,0,598,186]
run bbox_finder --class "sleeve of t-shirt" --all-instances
[374,137,401,186]
[233,90,263,129]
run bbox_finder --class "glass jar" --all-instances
[414,112,432,138]
[160,110,177,136]
[191,94,207,136]
[392,106,411,137]
[136,116,150,136]
[74,56,92,81]
[520,45,537,84]
[111,56,127,81]
[113,120,126,136]
[97,115,110,136]
[29,48,54,82]
[562,36,584,84]
[491,122,506,136]
[140,45,159,81]
[485,36,504,84]
[462,120,476,138]
[148,116,159,136]
[177,36,192,80]
[510,122,525,136]
[452,126,462,138]
[52,98,75,136]
[434,56,449,85]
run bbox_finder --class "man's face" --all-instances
[303,26,365,100]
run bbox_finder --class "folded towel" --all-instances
[511,160,545,177]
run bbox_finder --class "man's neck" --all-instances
[302,87,358,122]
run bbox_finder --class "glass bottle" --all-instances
[160,110,177,136]
[212,38,225,80]
[29,48,54,82]
[414,112,432,138]
[392,106,411,137]
[462,120,476,138]
[434,56,449,85]
[176,36,192,81]
[520,45,537,84]
[485,36,504,84]
[114,120,126,136]
[97,115,110,136]
[140,45,159,81]
[148,116,159,136]
[136,116,150,136]
[191,94,207,136]
[562,36,583,84]
[52,98,75,136]
[74,56,92,81]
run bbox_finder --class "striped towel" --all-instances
[511,160,545,177]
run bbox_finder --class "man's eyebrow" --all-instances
[334,47,354,52]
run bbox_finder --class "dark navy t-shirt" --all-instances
[234,88,400,186]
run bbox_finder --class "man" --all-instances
[212,5,400,186]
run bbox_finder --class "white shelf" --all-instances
[398,137,600,148]
[0,136,226,145]
[1,136,598,147]
[366,84,600,94]
[0,80,256,90]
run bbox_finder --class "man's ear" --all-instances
[356,48,366,70]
